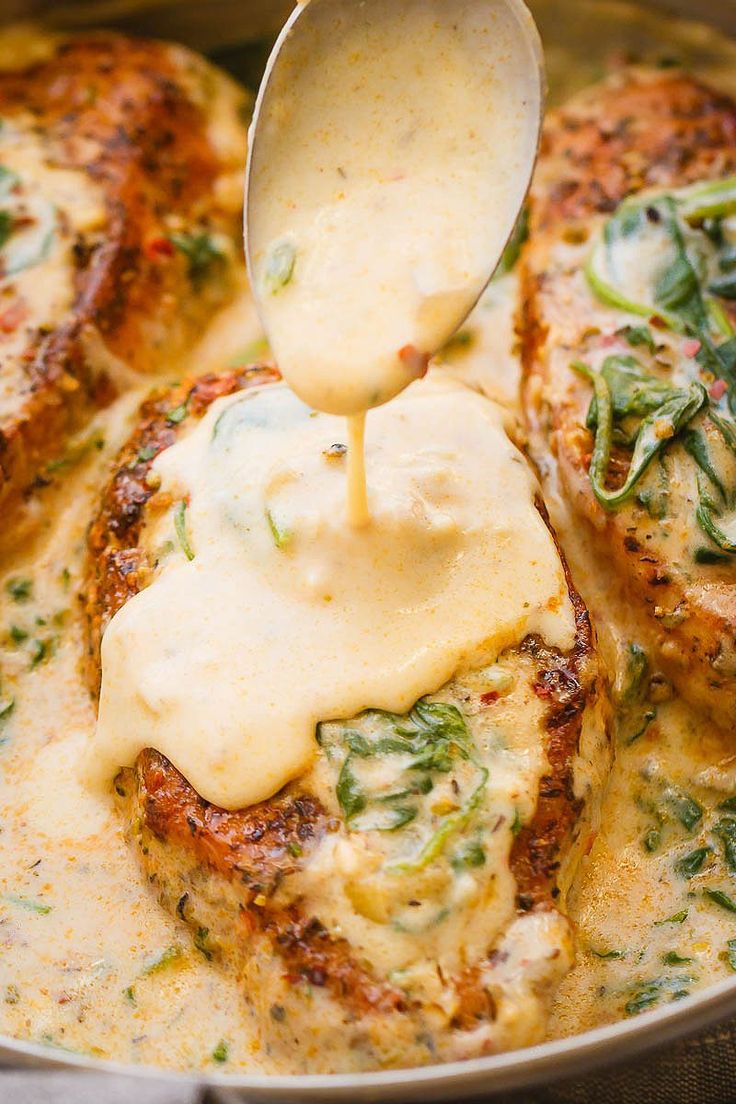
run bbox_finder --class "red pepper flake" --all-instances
[683,338,702,358]
[479,691,499,706]
[0,298,28,334]
[710,378,728,401]
[600,332,621,348]
[649,315,668,330]
[144,236,175,261]
[532,681,553,700]
[398,344,430,379]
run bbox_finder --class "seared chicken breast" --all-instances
[0,30,246,518]
[521,69,736,730]
[85,367,608,1073]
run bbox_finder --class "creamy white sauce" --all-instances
[93,370,574,809]
[246,0,542,417]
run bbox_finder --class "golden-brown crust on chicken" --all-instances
[520,69,736,727]
[510,557,594,909]
[533,69,736,230]
[125,747,408,1020]
[0,33,245,516]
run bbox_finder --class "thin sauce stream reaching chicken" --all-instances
[246,0,542,524]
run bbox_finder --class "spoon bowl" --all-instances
[245,0,545,417]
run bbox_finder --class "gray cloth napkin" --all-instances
[3,1016,736,1104]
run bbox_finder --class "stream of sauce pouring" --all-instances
[246,0,542,527]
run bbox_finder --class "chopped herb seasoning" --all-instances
[440,329,475,358]
[675,846,710,879]
[495,204,529,276]
[704,888,736,913]
[265,508,292,551]
[715,818,736,873]
[123,986,137,1006]
[451,839,486,870]
[591,948,626,960]
[228,337,270,366]
[662,951,693,965]
[572,359,706,510]
[0,697,13,723]
[335,758,366,820]
[169,231,224,288]
[726,939,736,972]
[617,324,656,353]
[623,974,694,1016]
[9,625,27,644]
[619,643,648,701]
[627,710,657,744]
[0,166,55,277]
[665,789,703,832]
[44,430,105,475]
[166,402,188,426]
[319,697,488,878]
[142,945,184,976]
[29,638,51,669]
[694,546,730,564]
[5,577,32,602]
[264,241,296,293]
[655,911,688,926]
[211,1039,229,1064]
[0,210,14,249]
[194,927,213,961]
[136,445,157,463]
[580,178,736,537]
[617,643,657,745]
[3,894,51,915]
[174,501,195,561]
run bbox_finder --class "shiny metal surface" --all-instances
[0,0,735,1096]
[2,965,736,1099]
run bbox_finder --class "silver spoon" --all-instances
[245,0,544,421]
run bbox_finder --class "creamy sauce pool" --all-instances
[0,290,272,1071]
